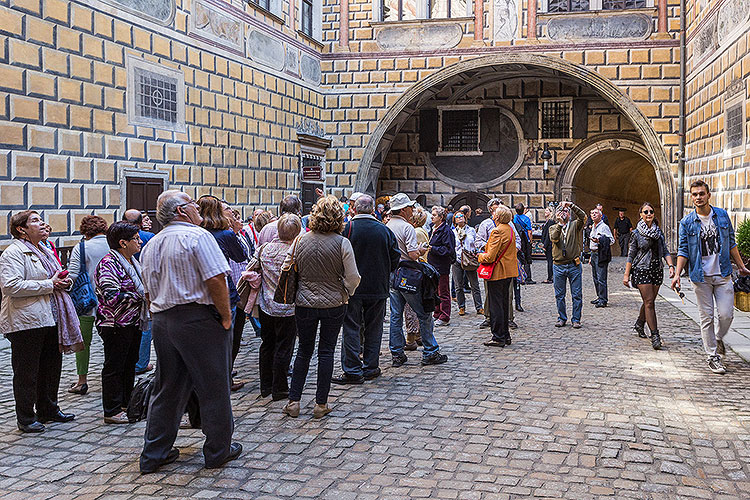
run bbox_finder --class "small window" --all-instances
[249,0,271,10]
[301,0,313,36]
[127,57,185,133]
[547,0,589,12]
[439,109,480,153]
[382,0,419,21]
[137,74,178,123]
[540,100,572,140]
[725,102,744,153]
[602,0,646,8]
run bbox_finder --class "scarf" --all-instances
[22,240,83,354]
[637,219,662,241]
[110,250,150,330]
[455,225,467,243]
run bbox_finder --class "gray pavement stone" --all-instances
[0,259,749,498]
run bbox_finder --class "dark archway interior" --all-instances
[572,149,660,253]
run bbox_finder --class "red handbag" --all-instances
[477,238,512,280]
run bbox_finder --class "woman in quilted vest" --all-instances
[282,195,361,419]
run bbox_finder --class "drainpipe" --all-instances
[677,0,686,226]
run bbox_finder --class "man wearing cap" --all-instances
[386,193,448,367]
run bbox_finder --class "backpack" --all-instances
[126,374,155,423]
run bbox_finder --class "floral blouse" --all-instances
[94,252,143,328]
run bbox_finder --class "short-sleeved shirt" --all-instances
[698,210,721,276]
[613,217,632,235]
[514,214,532,233]
[140,221,230,313]
[386,215,418,260]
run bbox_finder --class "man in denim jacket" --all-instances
[672,180,750,374]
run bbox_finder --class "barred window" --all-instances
[440,109,480,152]
[540,100,572,140]
[547,0,589,12]
[127,57,185,133]
[726,102,744,151]
[137,74,178,123]
[602,0,646,8]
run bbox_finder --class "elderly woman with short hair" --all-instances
[94,221,147,424]
[67,215,110,395]
[428,206,456,326]
[478,206,518,348]
[0,211,80,433]
[283,195,360,419]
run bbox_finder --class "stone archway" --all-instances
[354,53,675,244]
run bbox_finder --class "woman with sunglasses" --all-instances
[622,202,675,350]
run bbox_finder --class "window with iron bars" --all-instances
[137,73,178,124]
[547,0,589,12]
[540,100,571,140]
[440,109,480,152]
[602,0,646,8]
[726,102,744,151]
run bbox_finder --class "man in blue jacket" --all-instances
[672,180,749,374]
[332,195,400,384]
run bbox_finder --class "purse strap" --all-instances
[493,236,513,264]
[78,239,87,278]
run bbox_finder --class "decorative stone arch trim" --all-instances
[355,53,675,245]
[554,133,676,248]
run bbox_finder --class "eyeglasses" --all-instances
[175,200,198,212]
[642,210,654,214]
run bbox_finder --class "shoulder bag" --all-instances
[69,239,98,316]
[461,249,479,271]
[477,237,512,280]
[273,237,300,304]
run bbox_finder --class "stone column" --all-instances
[527,0,537,40]
[474,0,483,40]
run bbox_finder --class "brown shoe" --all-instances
[283,401,300,418]
[458,307,466,316]
[104,411,130,424]
[231,380,245,391]
[477,308,484,315]
[313,404,332,419]
[404,342,418,351]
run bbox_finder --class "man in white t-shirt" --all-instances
[386,193,448,368]
[672,180,750,374]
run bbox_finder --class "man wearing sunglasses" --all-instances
[672,180,750,374]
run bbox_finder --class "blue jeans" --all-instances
[590,253,608,304]
[135,321,152,373]
[341,297,386,377]
[289,305,346,405]
[553,262,583,323]
[389,286,439,358]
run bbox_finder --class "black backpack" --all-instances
[127,374,155,423]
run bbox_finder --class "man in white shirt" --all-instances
[138,190,242,473]
[589,208,614,308]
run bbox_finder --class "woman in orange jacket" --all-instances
[478,205,519,347]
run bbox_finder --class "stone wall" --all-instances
[684,0,750,225]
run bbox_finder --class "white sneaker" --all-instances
[434,319,450,326]
[708,356,726,374]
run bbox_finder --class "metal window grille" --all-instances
[441,109,479,151]
[602,0,646,8]
[547,0,589,12]
[249,0,271,10]
[541,101,571,139]
[137,74,178,123]
[301,0,313,36]
[726,103,744,150]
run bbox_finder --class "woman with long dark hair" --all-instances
[622,202,675,350]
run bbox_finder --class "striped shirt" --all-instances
[140,221,230,313]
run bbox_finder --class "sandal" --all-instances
[68,382,88,395]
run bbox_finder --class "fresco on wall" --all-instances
[376,23,463,50]
[100,0,174,24]
[547,13,651,41]
[192,0,244,52]
[717,0,750,44]
[493,0,518,41]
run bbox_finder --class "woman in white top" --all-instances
[452,212,483,316]
[66,216,110,395]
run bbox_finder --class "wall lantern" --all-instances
[540,143,553,175]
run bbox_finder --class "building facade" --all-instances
[0,0,747,249]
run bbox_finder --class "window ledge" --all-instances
[246,1,285,25]
[370,16,474,27]
[537,7,656,20]
[297,30,324,48]
[436,150,483,156]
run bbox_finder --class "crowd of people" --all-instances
[0,179,747,473]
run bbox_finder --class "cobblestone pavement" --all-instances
[1,260,749,499]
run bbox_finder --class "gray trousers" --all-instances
[140,303,234,469]
[693,275,735,358]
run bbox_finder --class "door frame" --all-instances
[119,168,170,221]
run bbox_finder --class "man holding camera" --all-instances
[549,201,587,329]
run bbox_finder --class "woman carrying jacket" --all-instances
[283,196,360,419]
[622,202,675,350]
[452,211,483,316]
[66,215,110,395]
[427,206,456,326]
[478,206,519,348]
[94,222,147,424]
[0,211,80,433]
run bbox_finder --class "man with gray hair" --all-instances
[332,194,400,384]
[138,190,242,473]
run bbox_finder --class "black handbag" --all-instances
[273,237,299,304]
[69,239,97,315]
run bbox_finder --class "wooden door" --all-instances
[126,177,164,232]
